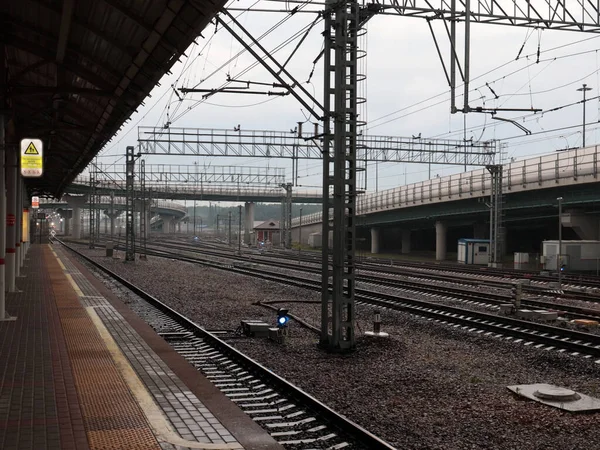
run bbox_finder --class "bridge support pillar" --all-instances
[244,202,255,244]
[177,221,181,233]
[162,218,173,234]
[73,207,82,239]
[64,217,70,236]
[65,195,86,239]
[145,211,151,238]
[401,229,411,254]
[435,221,447,261]
[105,211,121,239]
[371,227,380,254]
[473,223,487,239]
[562,210,599,240]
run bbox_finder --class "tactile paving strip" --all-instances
[44,247,161,450]
[52,248,239,446]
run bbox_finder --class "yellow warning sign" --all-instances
[20,138,43,177]
[24,142,39,155]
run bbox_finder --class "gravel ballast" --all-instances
[74,246,600,450]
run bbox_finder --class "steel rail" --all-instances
[55,239,396,450]
[64,238,600,359]
[140,240,600,322]
[144,248,600,359]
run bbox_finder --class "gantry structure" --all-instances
[134,0,600,352]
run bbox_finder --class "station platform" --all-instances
[0,244,283,450]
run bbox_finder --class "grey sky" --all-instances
[91,1,600,201]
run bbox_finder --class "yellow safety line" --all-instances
[65,274,84,297]
[86,307,244,450]
[56,257,66,271]
[52,246,245,449]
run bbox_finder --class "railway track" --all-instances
[63,239,600,362]
[57,239,395,450]
[135,240,600,322]
[151,238,600,300]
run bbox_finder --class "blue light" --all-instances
[278,316,288,325]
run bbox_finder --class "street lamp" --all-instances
[576,84,592,148]
[557,197,563,290]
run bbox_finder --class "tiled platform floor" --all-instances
[0,244,282,450]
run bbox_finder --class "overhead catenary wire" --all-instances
[170,15,323,124]
[369,38,600,130]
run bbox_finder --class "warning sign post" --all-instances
[20,139,43,177]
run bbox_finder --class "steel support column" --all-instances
[125,146,135,261]
[15,178,21,276]
[6,147,16,292]
[139,160,147,260]
[0,114,6,317]
[487,164,503,267]
[321,0,359,351]
[280,184,293,249]
[88,168,96,248]
[244,202,254,244]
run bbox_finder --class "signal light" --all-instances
[560,264,566,272]
[277,308,289,328]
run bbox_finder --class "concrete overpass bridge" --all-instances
[291,146,600,259]
[40,197,186,238]
[65,181,323,204]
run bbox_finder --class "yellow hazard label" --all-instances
[21,155,42,167]
[24,142,39,155]
[21,138,43,177]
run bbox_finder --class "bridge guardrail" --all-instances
[70,180,321,200]
[291,146,600,227]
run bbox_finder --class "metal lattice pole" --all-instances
[285,183,292,249]
[238,205,242,255]
[125,146,136,261]
[109,190,115,238]
[321,0,359,351]
[487,164,503,267]
[228,211,232,246]
[280,198,286,248]
[139,159,147,260]
[88,168,96,248]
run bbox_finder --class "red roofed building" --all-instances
[254,220,280,244]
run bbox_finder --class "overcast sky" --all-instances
[90,0,600,203]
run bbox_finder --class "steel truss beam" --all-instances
[137,127,497,166]
[375,0,600,112]
[373,0,600,31]
[79,164,286,186]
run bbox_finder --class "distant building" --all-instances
[254,220,280,244]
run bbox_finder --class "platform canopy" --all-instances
[3,0,224,198]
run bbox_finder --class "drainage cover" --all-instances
[534,386,580,402]
[508,384,600,412]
